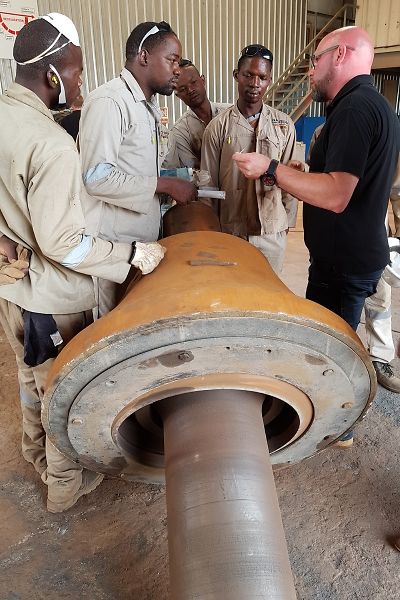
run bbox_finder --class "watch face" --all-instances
[262,174,276,186]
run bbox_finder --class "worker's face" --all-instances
[175,66,207,109]
[56,45,83,109]
[309,41,335,103]
[234,57,271,107]
[147,34,182,96]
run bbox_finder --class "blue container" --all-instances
[295,116,326,158]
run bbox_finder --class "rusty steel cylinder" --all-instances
[44,230,375,472]
[162,201,221,236]
[159,390,297,600]
[43,225,376,600]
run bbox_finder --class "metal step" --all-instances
[264,3,356,120]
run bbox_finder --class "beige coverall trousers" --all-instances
[364,195,400,363]
[365,276,394,363]
[0,298,96,504]
[248,231,288,275]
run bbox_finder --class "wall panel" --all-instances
[356,0,400,53]
[0,0,307,124]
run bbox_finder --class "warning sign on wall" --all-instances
[0,1,38,60]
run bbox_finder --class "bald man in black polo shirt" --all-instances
[234,25,399,332]
[233,25,400,445]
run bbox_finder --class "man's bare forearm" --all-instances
[232,152,359,213]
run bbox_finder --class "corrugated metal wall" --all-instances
[356,0,400,53]
[0,0,307,124]
[373,72,400,115]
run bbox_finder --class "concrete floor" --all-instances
[1,211,400,599]
[279,211,400,600]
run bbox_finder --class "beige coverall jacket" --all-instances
[201,103,298,238]
[0,83,132,314]
[0,83,133,501]
[163,102,230,169]
[79,68,162,245]
[79,69,165,315]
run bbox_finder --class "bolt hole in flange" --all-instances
[116,390,306,468]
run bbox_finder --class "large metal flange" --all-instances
[43,311,374,480]
[43,231,376,481]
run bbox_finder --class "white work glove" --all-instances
[130,241,166,275]
[0,245,29,285]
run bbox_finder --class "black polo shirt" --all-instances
[304,75,400,273]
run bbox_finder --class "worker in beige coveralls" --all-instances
[163,58,230,170]
[79,21,196,316]
[201,44,299,274]
[0,13,166,513]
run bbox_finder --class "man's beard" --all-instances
[312,85,327,102]
[311,68,334,102]
[156,82,175,96]
[311,68,333,103]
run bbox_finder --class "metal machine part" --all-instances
[159,390,297,599]
[43,225,375,599]
[44,230,375,477]
[163,202,221,236]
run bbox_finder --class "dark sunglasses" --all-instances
[179,58,193,67]
[240,44,273,63]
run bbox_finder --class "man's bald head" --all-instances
[310,26,375,102]
[321,26,374,73]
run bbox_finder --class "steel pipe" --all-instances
[159,390,297,599]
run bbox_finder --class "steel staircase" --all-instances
[264,3,356,121]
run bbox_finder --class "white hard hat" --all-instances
[41,13,80,47]
[382,237,400,287]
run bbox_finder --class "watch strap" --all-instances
[266,159,279,177]
[261,159,279,186]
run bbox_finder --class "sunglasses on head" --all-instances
[240,44,273,62]
[138,21,172,53]
[179,58,193,67]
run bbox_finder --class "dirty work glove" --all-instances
[0,245,30,285]
[130,241,166,275]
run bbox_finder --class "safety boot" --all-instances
[373,361,400,393]
[333,430,353,448]
[47,470,104,513]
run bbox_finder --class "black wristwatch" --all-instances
[261,159,279,186]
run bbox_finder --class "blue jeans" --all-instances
[306,259,383,331]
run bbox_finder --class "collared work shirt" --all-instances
[201,103,298,237]
[163,102,230,169]
[80,68,162,244]
[0,84,132,314]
